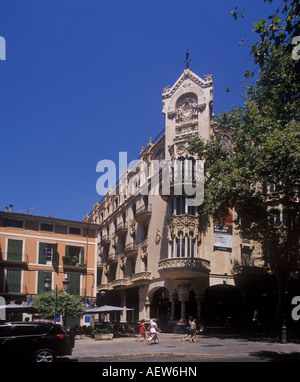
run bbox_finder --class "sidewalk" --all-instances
[70,332,300,361]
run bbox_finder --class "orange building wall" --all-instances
[0,214,99,300]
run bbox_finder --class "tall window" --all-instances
[5,269,21,293]
[188,233,196,257]
[37,271,52,293]
[66,273,81,295]
[64,246,84,265]
[7,239,23,261]
[38,243,58,265]
[176,231,185,257]
[176,197,186,215]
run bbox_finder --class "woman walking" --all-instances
[148,318,161,344]
[136,319,148,344]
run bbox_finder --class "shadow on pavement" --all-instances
[249,351,300,362]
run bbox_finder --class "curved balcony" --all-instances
[135,204,152,223]
[116,222,128,236]
[158,257,210,280]
[123,242,138,257]
[132,271,152,285]
[111,278,132,289]
[100,234,111,247]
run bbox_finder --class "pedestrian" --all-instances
[135,319,148,344]
[181,316,193,342]
[189,318,197,343]
[148,318,161,344]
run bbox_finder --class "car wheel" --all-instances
[33,349,56,363]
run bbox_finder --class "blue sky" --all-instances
[0,0,280,221]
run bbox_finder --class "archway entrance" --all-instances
[150,288,170,326]
[202,284,244,328]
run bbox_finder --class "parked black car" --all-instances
[0,321,74,362]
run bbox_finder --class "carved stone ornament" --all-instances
[104,263,110,276]
[155,229,161,244]
[167,214,199,239]
[167,111,176,120]
[120,254,126,269]
[168,144,175,159]
[111,233,117,248]
[129,219,136,237]
[197,103,206,113]
[176,96,198,124]
[139,238,148,260]
[176,144,186,157]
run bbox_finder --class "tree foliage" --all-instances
[188,0,300,278]
[32,290,84,323]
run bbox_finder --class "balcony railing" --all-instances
[107,253,118,263]
[111,278,132,289]
[132,271,152,284]
[116,222,128,236]
[100,234,111,246]
[158,257,210,279]
[135,204,152,223]
[123,242,138,257]
[62,256,87,272]
[0,253,28,267]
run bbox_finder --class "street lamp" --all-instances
[44,278,51,291]
[62,277,70,292]
[44,277,70,324]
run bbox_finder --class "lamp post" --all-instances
[44,277,70,324]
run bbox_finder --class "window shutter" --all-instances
[7,269,21,293]
[68,273,80,295]
[52,243,58,265]
[80,247,84,265]
[38,271,52,293]
[38,243,47,264]
[7,239,23,261]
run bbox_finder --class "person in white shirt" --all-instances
[148,318,162,344]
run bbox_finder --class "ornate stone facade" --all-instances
[84,68,259,329]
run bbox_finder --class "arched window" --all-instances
[176,231,185,257]
[188,232,196,257]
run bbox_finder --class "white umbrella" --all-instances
[82,305,133,314]
[0,304,36,312]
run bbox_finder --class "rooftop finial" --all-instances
[184,49,191,69]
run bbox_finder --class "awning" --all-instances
[82,305,133,314]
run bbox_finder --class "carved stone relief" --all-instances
[167,214,199,239]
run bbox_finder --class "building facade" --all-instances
[0,209,100,324]
[84,68,266,329]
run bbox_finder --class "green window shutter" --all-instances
[7,239,23,261]
[52,244,58,265]
[67,273,80,295]
[38,243,47,264]
[37,271,52,293]
[6,269,21,293]
[80,247,84,265]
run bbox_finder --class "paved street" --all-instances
[65,333,300,362]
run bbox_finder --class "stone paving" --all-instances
[70,333,300,362]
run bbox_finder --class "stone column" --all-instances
[120,290,127,322]
[138,285,150,321]
[194,292,204,320]
[177,283,190,321]
[170,291,178,321]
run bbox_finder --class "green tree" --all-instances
[188,0,300,333]
[32,290,84,325]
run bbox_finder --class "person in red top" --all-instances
[135,319,148,344]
